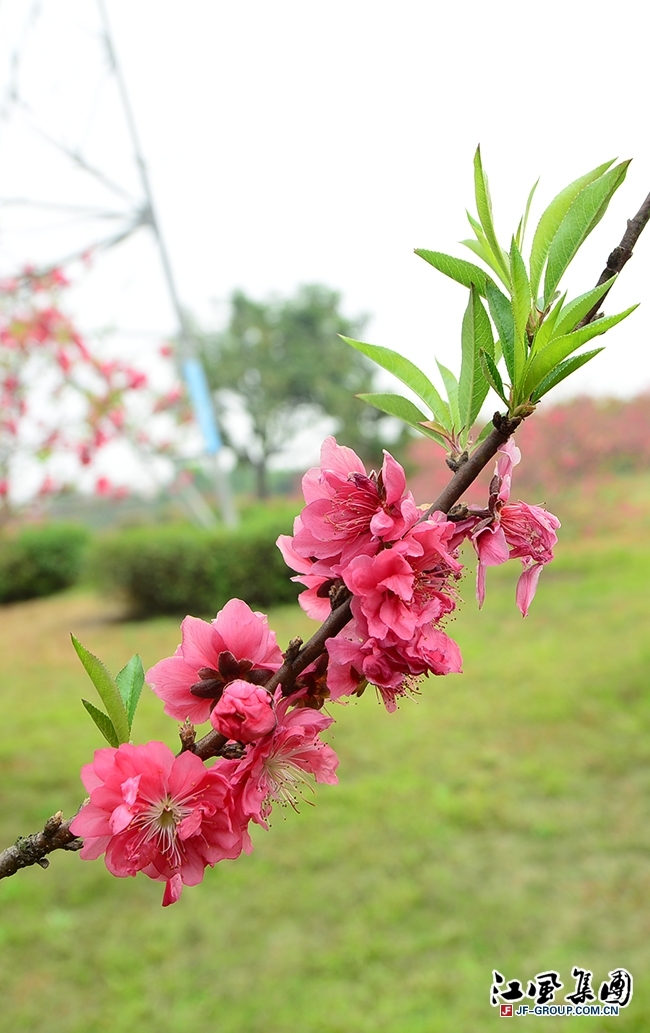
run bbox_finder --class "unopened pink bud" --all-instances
[210,679,276,743]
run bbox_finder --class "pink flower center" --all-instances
[262,746,318,814]
[327,476,381,536]
[132,794,193,868]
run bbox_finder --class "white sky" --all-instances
[1,0,649,480]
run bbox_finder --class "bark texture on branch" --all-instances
[424,413,524,517]
[577,189,650,327]
[0,812,82,880]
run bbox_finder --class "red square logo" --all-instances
[500,1004,513,1017]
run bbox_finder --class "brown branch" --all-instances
[0,811,82,880]
[424,412,524,516]
[190,594,354,760]
[577,189,650,327]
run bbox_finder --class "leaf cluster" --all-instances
[346,149,637,455]
[72,635,144,747]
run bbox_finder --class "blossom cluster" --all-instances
[0,266,192,506]
[277,438,464,711]
[72,599,338,905]
[71,436,558,906]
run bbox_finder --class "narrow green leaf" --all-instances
[551,277,616,338]
[115,654,145,732]
[436,360,460,428]
[543,160,630,305]
[474,420,497,446]
[518,177,539,251]
[459,286,494,438]
[530,293,566,355]
[464,212,510,287]
[356,392,449,447]
[414,249,494,298]
[71,635,130,745]
[462,239,511,289]
[81,699,119,748]
[420,420,449,437]
[514,215,524,251]
[523,305,637,397]
[460,236,495,269]
[530,348,605,402]
[473,146,510,281]
[341,336,451,430]
[509,237,531,386]
[485,281,515,382]
[529,159,615,299]
[479,348,508,406]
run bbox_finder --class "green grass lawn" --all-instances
[2,487,650,1031]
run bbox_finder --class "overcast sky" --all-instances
[1,0,649,480]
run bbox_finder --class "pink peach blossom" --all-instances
[460,439,560,614]
[342,519,462,641]
[286,435,420,572]
[221,691,338,827]
[70,741,246,906]
[146,599,283,724]
[326,613,462,712]
[210,679,277,743]
[500,501,560,616]
[276,529,340,620]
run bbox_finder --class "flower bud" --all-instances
[210,679,276,743]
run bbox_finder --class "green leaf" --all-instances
[530,293,566,355]
[543,160,630,305]
[71,635,130,745]
[356,392,449,447]
[436,360,460,428]
[523,305,638,398]
[551,277,616,338]
[460,237,492,267]
[509,237,531,386]
[414,249,494,297]
[529,159,615,300]
[517,177,539,251]
[530,348,605,402]
[474,420,497,446]
[115,654,145,732]
[473,146,510,282]
[462,237,511,288]
[341,336,451,431]
[485,281,515,382]
[459,286,494,436]
[479,348,508,406]
[463,213,510,288]
[81,699,119,748]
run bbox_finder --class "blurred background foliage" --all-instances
[2,392,650,611]
[197,285,406,498]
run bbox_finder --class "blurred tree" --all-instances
[199,285,401,498]
[0,266,191,521]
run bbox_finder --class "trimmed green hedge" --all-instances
[90,506,302,617]
[0,523,90,604]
